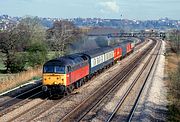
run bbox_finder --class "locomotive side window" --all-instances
[67,66,71,72]
[81,56,87,60]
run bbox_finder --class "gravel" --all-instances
[0,98,44,122]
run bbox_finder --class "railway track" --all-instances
[0,89,77,121]
[0,84,43,117]
[7,93,77,122]
[126,40,162,122]
[127,39,162,122]
[59,39,157,122]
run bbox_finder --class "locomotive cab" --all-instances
[42,59,69,95]
[43,65,66,86]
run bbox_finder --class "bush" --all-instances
[168,61,180,121]
[27,42,47,67]
[169,62,180,100]
[168,104,180,122]
[5,53,26,73]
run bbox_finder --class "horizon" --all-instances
[1,14,179,21]
[0,0,180,20]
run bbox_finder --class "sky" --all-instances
[0,0,180,20]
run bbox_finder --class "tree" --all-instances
[46,20,81,56]
[169,30,180,54]
[0,25,30,73]
[8,53,27,73]
[27,42,47,67]
[0,16,47,73]
[20,16,48,67]
[20,16,46,44]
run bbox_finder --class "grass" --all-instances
[0,53,5,70]
[165,43,180,122]
[0,67,42,93]
[0,51,56,93]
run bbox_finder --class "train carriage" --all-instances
[83,47,114,75]
[126,42,131,53]
[83,48,104,74]
[120,43,127,57]
[102,47,114,67]
[111,45,122,61]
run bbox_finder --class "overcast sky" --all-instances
[0,0,179,20]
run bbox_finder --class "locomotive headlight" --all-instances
[54,82,57,85]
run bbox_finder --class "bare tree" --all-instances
[46,20,81,56]
[169,30,180,54]
[20,16,46,44]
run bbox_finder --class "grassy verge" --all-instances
[165,42,180,121]
[0,53,5,71]
[0,67,42,93]
[0,51,56,94]
[0,51,55,94]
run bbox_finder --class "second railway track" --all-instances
[106,39,162,122]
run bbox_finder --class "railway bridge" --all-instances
[88,32,166,39]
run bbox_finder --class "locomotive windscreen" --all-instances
[43,66,65,73]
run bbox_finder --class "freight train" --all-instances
[42,40,135,96]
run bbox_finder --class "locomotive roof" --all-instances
[44,53,86,66]
[101,46,114,53]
